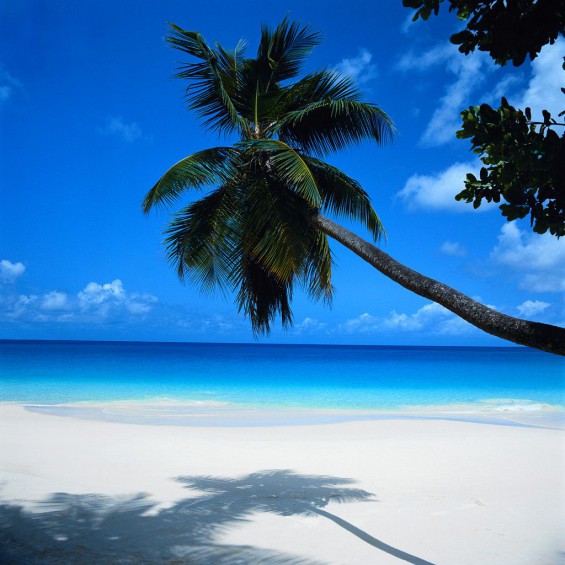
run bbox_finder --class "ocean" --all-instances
[1,341,563,419]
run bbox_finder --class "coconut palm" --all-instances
[143,19,565,355]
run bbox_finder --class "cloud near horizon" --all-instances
[0,260,158,325]
[0,260,249,337]
[339,302,475,336]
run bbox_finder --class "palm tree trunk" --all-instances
[312,214,565,356]
[308,506,436,564]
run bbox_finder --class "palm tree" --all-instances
[143,19,565,355]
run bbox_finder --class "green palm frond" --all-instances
[302,227,333,303]
[278,99,395,156]
[242,176,312,281]
[257,17,322,84]
[304,156,385,241]
[236,175,332,333]
[164,184,241,292]
[238,139,321,207]
[215,39,247,75]
[281,69,362,109]
[143,147,240,213]
[166,25,247,134]
[235,254,293,335]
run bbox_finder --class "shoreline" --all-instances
[3,399,563,430]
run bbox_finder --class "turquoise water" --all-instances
[1,340,563,411]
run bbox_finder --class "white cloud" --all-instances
[397,43,454,72]
[41,291,70,311]
[398,160,495,212]
[398,43,491,146]
[516,300,551,317]
[0,259,25,283]
[440,241,467,257]
[78,279,125,308]
[339,312,379,334]
[422,54,489,145]
[126,293,158,315]
[340,302,474,336]
[491,223,565,293]
[0,263,248,336]
[98,116,143,142]
[0,67,23,105]
[0,293,44,322]
[294,317,327,334]
[513,37,565,121]
[335,49,377,84]
[398,36,563,147]
[1,272,158,325]
[383,302,459,332]
[76,279,158,319]
[400,11,420,34]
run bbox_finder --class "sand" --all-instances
[0,403,564,564]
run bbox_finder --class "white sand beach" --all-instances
[1,403,564,564]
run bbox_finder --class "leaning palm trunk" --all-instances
[314,214,565,356]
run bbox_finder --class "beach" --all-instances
[1,402,564,564]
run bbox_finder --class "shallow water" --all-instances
[1,341,563,418]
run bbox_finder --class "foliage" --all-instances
[144,19,394,334]
[403,0,565,236]
[456,98,565,236]
[403,0,565,65]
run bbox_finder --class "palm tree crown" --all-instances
[143,18,395,334]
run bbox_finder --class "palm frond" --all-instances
[302,227,333,303]
[164,184,241,293]
[166,25,214,60]
[143,147,240,213]
[304,156,385,241]
[240,176,311,283]
[167,24,247,135]
[237,139,321,207]
[257,17,322,84]
[233,175,332,334]
[280,69,362,110]
[241,176,333,319]
[278,99,395,156]
[215,39,247,75]
[235,254,293,335]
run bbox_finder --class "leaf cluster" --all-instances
[403,0,565,236]
[456,98,565,236]
[144,19,394,334]
[403,0,565,66]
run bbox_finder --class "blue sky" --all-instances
[1,0,563,345]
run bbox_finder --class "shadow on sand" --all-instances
[0,470,435,564]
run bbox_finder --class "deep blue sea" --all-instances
[1,340,563,414]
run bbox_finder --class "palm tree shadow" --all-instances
[177,470,435,565]
[0,470,435,564]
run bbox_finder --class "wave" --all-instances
[401,398,564,414]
